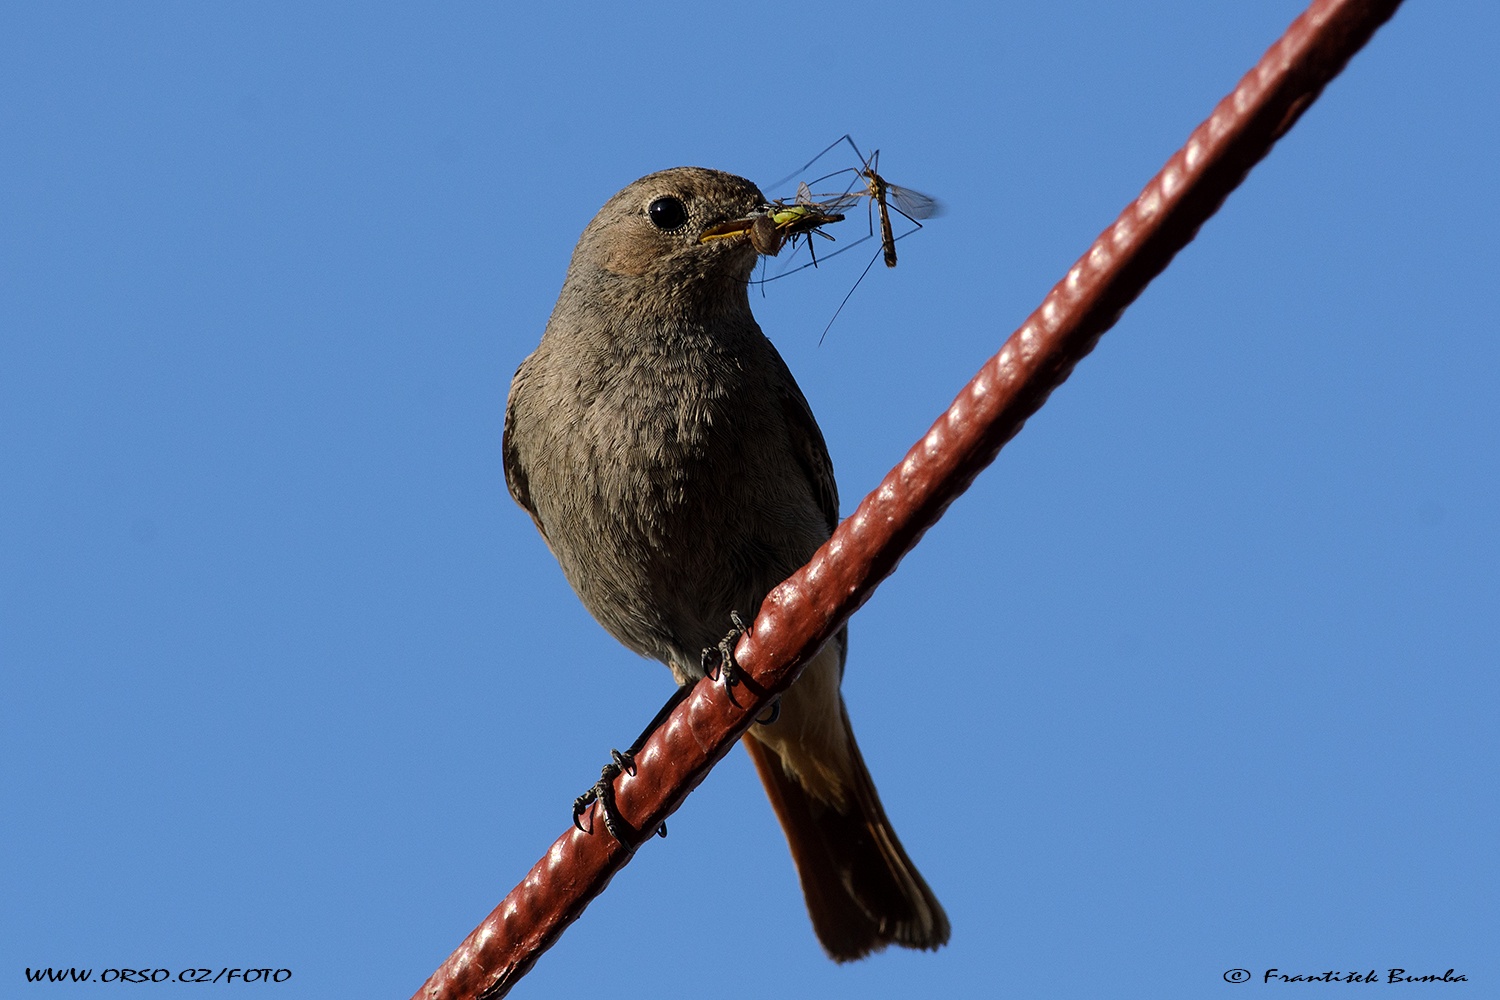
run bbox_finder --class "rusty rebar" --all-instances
[413,0,1405,995]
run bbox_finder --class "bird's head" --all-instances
[570,167,773,286]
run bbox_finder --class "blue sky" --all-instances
[3,2,1495,998]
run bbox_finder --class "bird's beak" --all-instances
[699,207,771,244]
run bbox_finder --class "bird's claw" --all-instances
[572,753,629,839]
[700,611,748,706]
[571,788,598,834]
[755,698,781,726]
[610,748,637,777]
[572,750,666,841]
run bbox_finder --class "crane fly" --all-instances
[864,150,940,267]
[758,136,942,339]
[731,137,940,340]
[779,134,943,269]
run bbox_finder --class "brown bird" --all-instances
[502,166,948,961]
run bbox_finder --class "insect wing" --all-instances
[886,183,942,221]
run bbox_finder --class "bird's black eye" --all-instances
[647,196,688,232]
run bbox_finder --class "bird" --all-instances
[502,166,949,962]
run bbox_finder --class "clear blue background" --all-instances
[4,2,1495,997]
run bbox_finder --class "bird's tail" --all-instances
[743,697,949,961]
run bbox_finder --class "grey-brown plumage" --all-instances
[503,166,948,961]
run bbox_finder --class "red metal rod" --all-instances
[413,0,1404,996]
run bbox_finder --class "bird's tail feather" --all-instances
[743,701,949,962]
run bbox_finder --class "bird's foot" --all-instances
[572,750,666,842]
[700,611,748,707]
[700,613,779,724]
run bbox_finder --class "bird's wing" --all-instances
[777,371,840,536]
[502,360,549,541]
